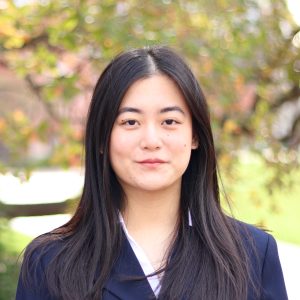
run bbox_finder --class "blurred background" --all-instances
[0,0,299,299]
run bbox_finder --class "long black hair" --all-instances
[21,46,254,299]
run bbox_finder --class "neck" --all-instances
[121,185,181,234]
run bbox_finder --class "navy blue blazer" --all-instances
[16,222,288,300]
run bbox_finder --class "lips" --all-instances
[137,159,167,167]
[139,158,166,163]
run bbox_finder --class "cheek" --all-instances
[109,131,122,158]
[166,133,193,152]
[110,130,136,158]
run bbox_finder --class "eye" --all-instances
[162,119,179,125]
[121,119,139,126]
[127,120,137,126]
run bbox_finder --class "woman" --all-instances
[16,46,287,300]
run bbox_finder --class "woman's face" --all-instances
[109,74,198,195]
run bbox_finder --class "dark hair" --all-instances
[21,46,253,299]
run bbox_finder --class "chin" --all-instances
[139,185,169,192]
[135,179,180,192]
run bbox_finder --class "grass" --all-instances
[0,219,31,300]
[221,156,300,245]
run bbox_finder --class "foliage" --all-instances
[0,0,299,182]
[0,218,31,300]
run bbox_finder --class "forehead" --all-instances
[119,74,189,110]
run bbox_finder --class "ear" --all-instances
[191,136,198,149]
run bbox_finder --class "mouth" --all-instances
[137,158,167,167]
[139,158,166,163]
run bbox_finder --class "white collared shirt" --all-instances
[119,211,192,297]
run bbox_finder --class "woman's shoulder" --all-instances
[16,234,66,300]
[233,218,269,238]
[231,218,275,252]
[229,218,279,259]
[22,233,68,282]
[229,219,288,299]
[230,218,282,273]
[25,234,66,266]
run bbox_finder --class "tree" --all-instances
[0,0,299,216]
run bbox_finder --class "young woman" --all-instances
[16,46,287,300]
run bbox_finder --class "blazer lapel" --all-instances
[104,233,157,300]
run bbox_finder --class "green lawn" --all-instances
[221,157,300,245]
[0,219,31,300]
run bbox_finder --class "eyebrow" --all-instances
[117,106,185,115]
[118,107,142,115]
[160,106,185,115]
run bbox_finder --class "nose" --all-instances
[140,124,162,150]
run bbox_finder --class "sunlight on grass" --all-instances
[221,156,300,245]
